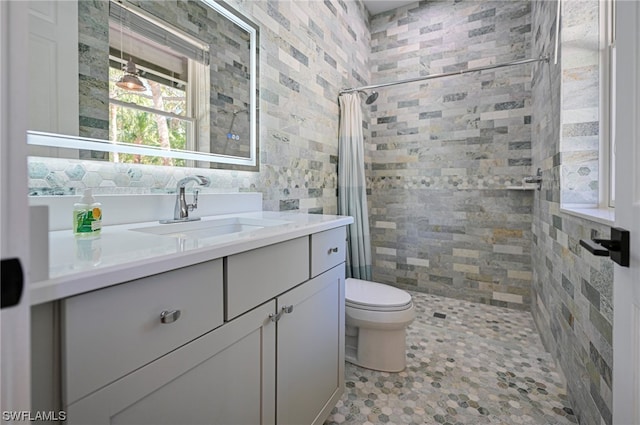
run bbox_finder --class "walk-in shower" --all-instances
[337,51,552,306]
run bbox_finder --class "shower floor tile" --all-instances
[325,291,577,425]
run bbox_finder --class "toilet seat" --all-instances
[346,278,413,312]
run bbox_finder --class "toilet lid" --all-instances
[345,278,412,311]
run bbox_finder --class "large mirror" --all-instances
[27,0,259,170]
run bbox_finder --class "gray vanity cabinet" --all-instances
[62,226,346,425]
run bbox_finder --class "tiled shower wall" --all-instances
[29,0,372,213]
[367,1,534,310]
[531,2,614,424]
[560,0,600,205]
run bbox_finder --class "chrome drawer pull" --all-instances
[269,305,294,322]
[160,309,181,324]
[327,247,339,254]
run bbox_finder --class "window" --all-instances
[560,0,616,222]
[108,1,209,166]
[109,61,191,166]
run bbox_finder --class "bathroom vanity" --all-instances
[30,206,352,425]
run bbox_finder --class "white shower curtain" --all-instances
[338,93,372,280]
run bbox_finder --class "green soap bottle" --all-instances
[73,189,102,235]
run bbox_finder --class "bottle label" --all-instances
[74,207,102,234]
[91,207,102,231]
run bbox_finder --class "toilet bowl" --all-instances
[345,278,415,372]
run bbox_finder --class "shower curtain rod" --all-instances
[339,55,549,95]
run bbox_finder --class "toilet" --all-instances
[345,278,415,372]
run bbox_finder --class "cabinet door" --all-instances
[276,265,345,425]
[66,301,276,425]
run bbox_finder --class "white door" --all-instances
[612,1,640,424]
[0,0,31,419]
[26,0,79,160]
[27,0,78,136]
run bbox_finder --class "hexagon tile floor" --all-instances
[325,291,578,425]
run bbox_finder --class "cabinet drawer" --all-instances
[226,237,309,320]
[310,227,346,277]
[65,301,276,425]
[63,259,223,404]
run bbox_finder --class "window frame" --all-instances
[109,56,193,123]
[601,0,616,208]
[108,58,206,166]
[559,0,616,223]
[107,1,211,165]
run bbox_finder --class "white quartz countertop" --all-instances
[31,211,353,305]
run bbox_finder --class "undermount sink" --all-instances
[130,216,291,240]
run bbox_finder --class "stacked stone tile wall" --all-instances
[207,7,253,159]
[531,2,613,424]
[78,0,110,142]
[367,1,534,310]
[29,0,372,214]
[560,0,600,204]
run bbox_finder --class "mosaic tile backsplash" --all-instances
[531,2,614,424]
[366,1,534,310]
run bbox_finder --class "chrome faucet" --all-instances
[161,175,210,223]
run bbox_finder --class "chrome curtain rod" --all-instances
[339,55,550,95]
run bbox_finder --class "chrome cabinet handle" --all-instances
[327,247,339,254]
[160,309,181,324]
[269,305,294,322]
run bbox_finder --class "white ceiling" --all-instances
[362,0,417,15]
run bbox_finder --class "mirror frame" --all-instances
[202,0,259,168]
[29,0,260,170]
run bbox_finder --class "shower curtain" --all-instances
[338,93,372,280]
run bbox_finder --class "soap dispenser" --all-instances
[73,189,102,235]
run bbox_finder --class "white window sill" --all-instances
[560,205,615,226]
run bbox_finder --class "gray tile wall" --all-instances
[30,0,372,214]
[531,2,613,424]
[560,0,600,204]
[78,0,109,142]
[367,0,534,310]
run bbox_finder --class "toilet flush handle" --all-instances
[328,247,339,254]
